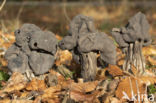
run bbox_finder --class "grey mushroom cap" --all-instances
[59,14,116,65]
[15,23,41,47]
[69,14,96,36]
[78,32,116,65]
[4,44,31,73]
[112,12,151,48]
[59,15,96,50]
[28,51,55,75]
[5,23,58,75]
[29,31,57,55]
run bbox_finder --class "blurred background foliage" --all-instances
[0,0,156,39]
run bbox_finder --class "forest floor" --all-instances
[0,1,156,103]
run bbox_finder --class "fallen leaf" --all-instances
[35,85,61,102]
[138,76,156,85]
[70,90,99,102]
[117,59,124,66]
[55,50,72,66]
[0,99,33,103]
[96,69,107,80]
[103,96,121,103]
[49,69,74,89]
[115,77,146,101]
[147,56,156,66]
[143,46,156,56]
[26,78,47,91]
[106,65,124,77]
[70,81,99,92]
[0,72,27,95]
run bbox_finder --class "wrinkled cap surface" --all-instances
[112,12,151,47]
[5,23,58,75]
[59,14,116,64]
[5,44,30,73]
[59,14,96,50]
[15,23,41,47]
[28,51,55,75]
[78,32,116,64]
[29,31,57,55]
[69,14,96,36]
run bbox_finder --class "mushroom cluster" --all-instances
[59,15,116,81]
[5,24,57,78]
[111,12,151,74]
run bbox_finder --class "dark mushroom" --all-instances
[14,23,41,54]
[59,15,116,81]
[111,12,151,75]
[5,23,58,79]
[5,44,31,74]
[28,51,55,75]
[29,31,57,55]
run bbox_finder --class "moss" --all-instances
[148,84,156,94]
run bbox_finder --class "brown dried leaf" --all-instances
[70,90,99,102]
[106,65,124,77]
[0,72,27,95]
[143,46,156,56]
[96,69,107,80]
[139,76,156,85]
[115,77,146,100]
[55,50,72,66]
[20,91,30,98]
[42,98,60,103]
[35,85,61,102]
[147,56,156,65]
[117,59,124,66]
[103,96,122,103]
[26,78,47,91]
[0,99,33,103]
[70,81,99,93]
[49,69,74,89]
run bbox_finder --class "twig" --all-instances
[0,0,6,12]
[16,1,26,20]
[63,0,71,23]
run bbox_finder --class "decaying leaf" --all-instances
[103,96,121,103]
[117,59,124,66]
[96,69,107,80]
[106,65,124,77]
[147,56,156,66]
[70,81,99,92]
[115,77,147,101]
[55,50,72,66]
[143,46,156,56]
[138,76,156,85]
[34,85,61,102]
[0,72,27,96]
[26,78,47,91]
[0,99,33,103]
[70,90,100,102]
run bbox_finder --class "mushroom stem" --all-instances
[123,41,145,75]
[80,52,97,82]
